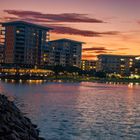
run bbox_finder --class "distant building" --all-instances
[81,60,97,71]
[48,39,83,67]
[133,56,140,75]
[96,54,136,75]
[0,21,52,67]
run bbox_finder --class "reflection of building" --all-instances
[81,60,97,71]
[97,54,136,75]
[0,21,52,67]
[49,39,83,67]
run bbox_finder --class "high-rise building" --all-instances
[0,44,4,64]
[0,21,52,67]
[0,24,5,64]
[48,39,83,67]
[96,54,136,75]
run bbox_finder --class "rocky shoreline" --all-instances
[0,94,45,140]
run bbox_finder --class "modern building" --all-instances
[0,21,52,67]
[81,60,97,71]
[133,56,140,75]
[96,54,136,75]
[0,44,4,64]
[48,39,83,67]
[0,24,5,64]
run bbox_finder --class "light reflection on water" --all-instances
[0,81,140,140]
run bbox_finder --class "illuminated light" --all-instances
[16,30,20,33]
[120,65,125,68]
[58,80,62,83]
[130,74,140,79]
[135,57,140,60]
[135,83,139,86]
[128,83,134,88]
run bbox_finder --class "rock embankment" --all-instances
[0,94,45,140]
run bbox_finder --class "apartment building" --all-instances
[48,39,83,67]
[97,54,136,75]
[0,21,52,67]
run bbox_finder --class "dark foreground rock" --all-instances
[0,94,45,140]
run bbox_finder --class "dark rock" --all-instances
[0,94,45,140]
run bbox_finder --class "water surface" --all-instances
[0,81,140,140]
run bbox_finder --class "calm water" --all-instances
[0,81,140,140]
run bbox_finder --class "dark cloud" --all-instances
[2,10,120,37]
[4,10,105,23]
[94,50,108,54]
[82,46,116,55]
[51,26,102,37]
[83,47,107,51]
[1,17,120,37]
[48,25,120,37]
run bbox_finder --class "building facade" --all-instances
[133,56,140,75]
[81,60,97,71]
[97,54,136,75]
[0,44,4,64]
[48,39,83,67]
[0,24,5,64]
[0,21,52,67]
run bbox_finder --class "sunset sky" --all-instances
[0,0,140,60]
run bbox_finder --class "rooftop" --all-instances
[1,20,53,30]
[49,38,84,44]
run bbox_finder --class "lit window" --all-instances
[16,30,20,34]
[121,59,124,61]
[135,57,140,60]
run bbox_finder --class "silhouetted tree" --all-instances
[95,71,107,78]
